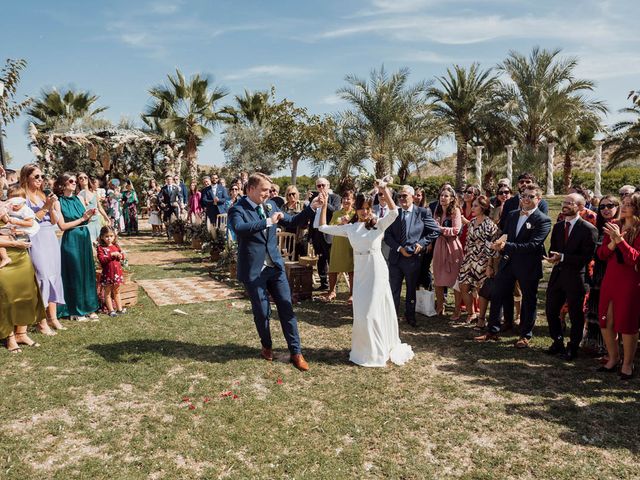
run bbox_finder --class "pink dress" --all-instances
[188,191,202,216]
[432,207,464,287]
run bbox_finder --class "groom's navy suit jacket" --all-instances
[500,208,551,280]
[384,206,440,264]
[228,196,315,283]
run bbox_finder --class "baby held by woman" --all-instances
[0,186,39,268]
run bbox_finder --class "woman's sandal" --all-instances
[473,317,487,331]
[5,334,22,354]
[37,324,57,336]
[322,291,337,302]
[15,334,41,348]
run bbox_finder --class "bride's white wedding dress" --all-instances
[319,208,414,367]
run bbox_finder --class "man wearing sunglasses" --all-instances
[384,185,440,327]
[499,173,549,232]
[310,178,341,290]
[200,174,229,228]
[476,184,551,348]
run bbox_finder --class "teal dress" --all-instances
[57,195,99,317]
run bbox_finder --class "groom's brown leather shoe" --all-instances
[261,347,273,361]
[290,353,309,371]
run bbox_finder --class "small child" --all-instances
[97,226,127,317]
[148,193,162,236]
[5,186,40,238]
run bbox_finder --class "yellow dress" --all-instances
[0,247,45,338]
[328,208,355,273]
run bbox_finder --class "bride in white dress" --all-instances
[318,185,414,367]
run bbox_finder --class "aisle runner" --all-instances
[137,276,243,306]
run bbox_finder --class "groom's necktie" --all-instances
[400,209,407,244]
[256,204,266,220]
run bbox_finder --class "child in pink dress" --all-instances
[97,226,126,317]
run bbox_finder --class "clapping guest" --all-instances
[21,164,66,335]
[324,190,356,303]
[597,193,640,380]
[476,184,551,348]
[584,195,620,354]
[491,185,512,225]
[432,185,464,317]
[460,184,480,248]
[54,173,100,321]
[282,186,307,260]
[310,177,341,291]
[457,196,498,326]
[269,183,285,209]
[544,193,598,361]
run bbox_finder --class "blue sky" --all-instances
[2,0,638,175]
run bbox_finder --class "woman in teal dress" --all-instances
[122,180,139,235]
[53,173,100,320]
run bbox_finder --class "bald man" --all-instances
[544,193,597,361]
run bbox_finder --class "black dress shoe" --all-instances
[597,364,618,373]
[314,284,329,291]
[620,366,635,381]
[545,340,566,355]
[405,317,417,327]
[564,349,578,361]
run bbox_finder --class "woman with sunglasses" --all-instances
[224,184,242,242]
[20,164,67,335]
[460,185,480,248]
[583,195,620,356]
[282,186,307,260]
[597,193,640,379]
[491,186,512,225]
[53,173,100,321]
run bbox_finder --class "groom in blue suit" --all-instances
[384,185,440,327]
[228,173,320,371]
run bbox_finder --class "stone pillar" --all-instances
[505,144,514,186]
[475,146,484,188]
[546,142,555,196]
[594,141,603,198]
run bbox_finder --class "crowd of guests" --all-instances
[2,163,640,380]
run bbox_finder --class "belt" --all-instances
[354,249,379,256]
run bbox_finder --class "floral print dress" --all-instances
[457,216,498,289]
[97,244,125,285]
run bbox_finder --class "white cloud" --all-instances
[148,1,182,15]
[398,50,456,64]
[319,94,345,105]
[572,51,640,81]
[223,65,315,81]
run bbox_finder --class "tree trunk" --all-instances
[186,136,198,182]
[290,155,299,186]
[372,152,388,179]
[454,136,468,191]
[398,163,409,183]
[562,148,572,193]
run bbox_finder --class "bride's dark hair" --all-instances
[350,193,377,230]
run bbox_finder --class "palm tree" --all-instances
[143,69,227,180]
[605,100,640,170]
[427,63,498,189]
[26,88,107,132]
[223,90,269,126]
[338,65,429,178]
[499,47,603,151]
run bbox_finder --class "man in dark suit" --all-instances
[228,173,321,371]
[476,184,551,348]
[158,173,183,230]
[200,173,229,228]
[544,193,597,360]
[384,185,440,327]
[309,177,341,290]
[499,173,549,232]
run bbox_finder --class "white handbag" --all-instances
[416,288,437,317]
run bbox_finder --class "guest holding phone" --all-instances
[53,172,100,321]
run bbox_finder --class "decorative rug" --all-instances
[137,276,243,306]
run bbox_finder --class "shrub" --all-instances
[553,167,640,195]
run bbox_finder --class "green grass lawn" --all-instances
[2,213,639,479]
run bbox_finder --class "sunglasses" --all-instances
[600,203,617,209]
[316,184,327,188]
[521,194,536,199]
[270,189,277,193]
[287,192,297,197]
[31,174,43,180]
[498,190,510,195]
[398,194,409,199]
[78,176,88,180]
[68,179,77,184]
[464,190,475,195]
[231,187,239,191]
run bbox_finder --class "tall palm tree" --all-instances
[338,65,429,178]
[605,101,640,170]
[427,63,498,189]
[26,88,108,132]
[499,47,603,151]
[143,69,227,180]
[223,90,269,126]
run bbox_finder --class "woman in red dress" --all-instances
[97,226,126,317]
[597,192,640,379]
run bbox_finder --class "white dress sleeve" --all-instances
[376,207,399,231]
[318,223,351,238]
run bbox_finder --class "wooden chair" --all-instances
[277,231,296,262]
[216,213,228,230]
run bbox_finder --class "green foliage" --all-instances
[605,99,640,170]
[552,167,640,195]
[271,175,315,195]
[27,87,108,132]
[0,58,32,125]
[405,174,456,200]
[221,122,282,175]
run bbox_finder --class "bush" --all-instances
[405,175,455,201]
[553,167,640,195]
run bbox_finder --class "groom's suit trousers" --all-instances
[243,265,301,354]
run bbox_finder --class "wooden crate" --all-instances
[96,272,139,309]
[284,262,313,302]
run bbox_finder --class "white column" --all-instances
[546,142,555,196]
[505,144,514,186]
[594,141,603,198]
[475,146,484,187]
